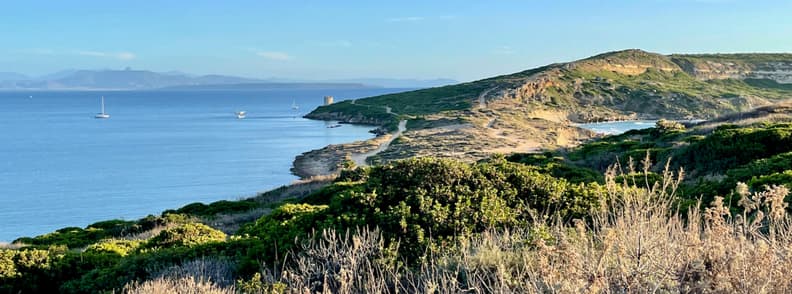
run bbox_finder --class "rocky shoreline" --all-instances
[291,133,393,178]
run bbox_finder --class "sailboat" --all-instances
[291,100,299,110]
[94,96,110,119]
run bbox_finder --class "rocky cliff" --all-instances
[671,54,792,83]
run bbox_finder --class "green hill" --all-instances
[299,50,792,173]
[308,49,792,125]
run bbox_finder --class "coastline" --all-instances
[291,132,393,178]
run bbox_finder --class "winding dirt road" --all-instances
[350,120,407,167]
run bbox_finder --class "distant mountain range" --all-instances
[265,78,459,88]
[0,69,457,90]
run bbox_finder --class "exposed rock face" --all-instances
[500,70,560,103]
[752,62,792,83]
[680,61,750,80]
[571,49,682,75]
[671,57,792,83]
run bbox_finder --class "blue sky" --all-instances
[1,0,791,81]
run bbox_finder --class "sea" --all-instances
[576,120,657,135]
[0,88,410,242]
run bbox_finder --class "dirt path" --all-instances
[350,120,407,166]
[478,87,498,108]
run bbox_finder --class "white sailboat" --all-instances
[291,100,299,110]
[94,96,110,119]
[235,111,246,119]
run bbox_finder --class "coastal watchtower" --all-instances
[323,96,334,105]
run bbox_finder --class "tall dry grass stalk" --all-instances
[122,257,237,294]
[122,276,234,294]
[246,156,792,293]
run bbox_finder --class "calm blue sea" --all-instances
[0,88,409,241]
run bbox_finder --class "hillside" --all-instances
[297,49,792,177]
[309,49,792,123]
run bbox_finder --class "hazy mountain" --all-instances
[2,69,266,90]
[160,82,373,90]
[0,72,29,81]
[320,78,457,88]
[35,69,78,81]
[264,78,458,88]
[0,69,453,90]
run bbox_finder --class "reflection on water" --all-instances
[576,120,657,135]
[576,119,705,135]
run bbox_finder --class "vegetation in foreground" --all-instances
[3,120,792,293]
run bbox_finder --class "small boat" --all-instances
[291,100,299,110]
[94,96,110,119]
[327,124,341,128]
[235,111,246,119]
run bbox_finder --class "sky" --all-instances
[1,0,791,82]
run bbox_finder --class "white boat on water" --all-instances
[235,111,246,119]
[94,96,110,119]
[291,100,299,110]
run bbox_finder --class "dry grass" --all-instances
[123,257,237,294]
[0,242,24,250]
[122,276,234,294]
[123,225,174,241]
[206,208,271,235]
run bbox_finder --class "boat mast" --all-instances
[100,96,105,114]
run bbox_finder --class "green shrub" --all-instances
[727,152,792,182]
[239,203,329,256]
[748,170,792,191]
[677,124,792,175]
[145,223,226,249]
[12,215,192,249]
[85,239,142,256]
[171,200,260,217]
[0,249,17,279]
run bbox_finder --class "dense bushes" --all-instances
[85,239,142,256]
[242,157,608,261]
[678,124,792,175]
[166,199,261,218]
[507,152,603,183]
[144,223,226,249]
[727,151,792,182]
[12,214,192,249]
